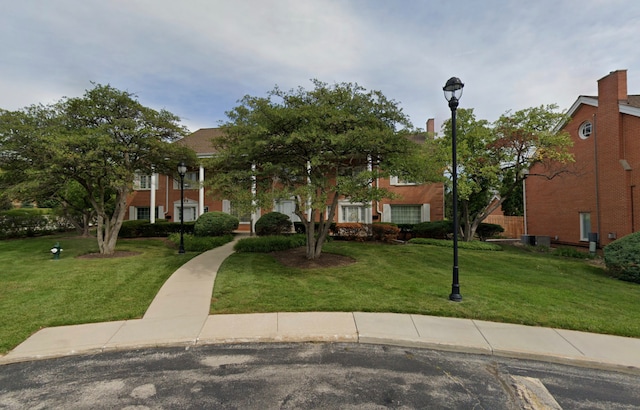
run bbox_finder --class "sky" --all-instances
[1,0,639,133]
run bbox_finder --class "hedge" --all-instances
[118,220,194,238]
[234,234,306,253]
[0,210,73,239]
[167,233,234,252]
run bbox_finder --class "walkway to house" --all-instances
[2,236,640,375]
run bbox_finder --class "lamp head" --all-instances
[443,77,464,103]
[177,161,187,176]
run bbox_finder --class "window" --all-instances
[390,205,422,224]
[390,176,418,186]
[136,207,159,221]
[173,172,199,190]
[275,199,301,222]
[341,205,365,222]
[579,121,592,139]
[134,173,156,190]
[230,202,251,223]
[579,212,591,241]
[137,207,150,221]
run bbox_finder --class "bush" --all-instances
[475,223,504,240]
[119,220,194,238]
[194,212,239,236]
[294,221,336,234]
[604,232,640,284]
[413,220,505,241]
[168,233,234,252]
[331,223,371,241]
[372,223,400,243]
[255,212,292,236]
[234,234,306,253]
[413,220,452,239]
[408,237,503,251]
[0,209,72,239]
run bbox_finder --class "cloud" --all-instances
[1,0,639,132]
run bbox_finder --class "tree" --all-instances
[206,80,441,259]
[0,84,195,254]
[441,105,573,241]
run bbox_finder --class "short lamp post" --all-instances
[443,77,464,302]
[178,161,187,254]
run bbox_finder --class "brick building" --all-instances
[525,70,640,247]
[125,120,444,231]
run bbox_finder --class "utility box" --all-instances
[588,232,599,254]
[521,235,535,246]
[535,236,551,247]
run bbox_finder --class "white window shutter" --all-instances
[382,204,391,222]
[222,200,231,213]
[129,206,136,220]
[421,204,431,222]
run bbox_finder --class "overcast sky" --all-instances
[1,0,639,133]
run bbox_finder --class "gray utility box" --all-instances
[520,235,551,247]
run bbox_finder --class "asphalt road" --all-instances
[1,343,639,409]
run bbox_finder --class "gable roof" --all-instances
[176,128,223,157]
[566,94,640,118]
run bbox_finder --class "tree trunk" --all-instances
[95,189,128,255]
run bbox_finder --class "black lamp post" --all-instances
[443,77,464,302]
[177,161,187,254]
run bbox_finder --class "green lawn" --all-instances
[211,241,640,338]
[0,235,197,354]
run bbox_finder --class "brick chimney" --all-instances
[426,118,435,134]
[598,70,628,103]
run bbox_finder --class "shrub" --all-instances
[604,232,640,284]
[331,223,371,241]
[413,220,452,239]
[255,212,292,236]
[475,223,505,240]
[294,221,336,234]
[234,234,306,253]
[372,223,400,243]
[119,220,194,238]
[0,209,72,239]
[408,237,503,251]
[168,233,234,252]
[194,212,239,236]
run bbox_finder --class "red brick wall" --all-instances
[526,70,639,246]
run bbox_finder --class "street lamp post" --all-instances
[443,77,464,302]
[178,161,187,254]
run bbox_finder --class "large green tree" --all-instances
[0,84,195,254]
[206,80,442,259]
[441,105,573,241]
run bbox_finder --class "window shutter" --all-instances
[421,204,431,222]
[382,204,391,222]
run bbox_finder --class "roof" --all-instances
[176,128,223,156]
[625,95,640,108]
[565,95,640,118]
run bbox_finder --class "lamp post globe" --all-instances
[443,77,464,302]
[177,162,187,254]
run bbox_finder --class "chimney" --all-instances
[426,118,435,134]
[598,70,628,103]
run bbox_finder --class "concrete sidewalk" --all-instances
[2,239,640,375]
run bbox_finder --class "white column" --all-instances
[150,173,157,224]
[199,165,205,216]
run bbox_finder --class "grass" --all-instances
[211,241,640,338]
[0,234,198,354]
